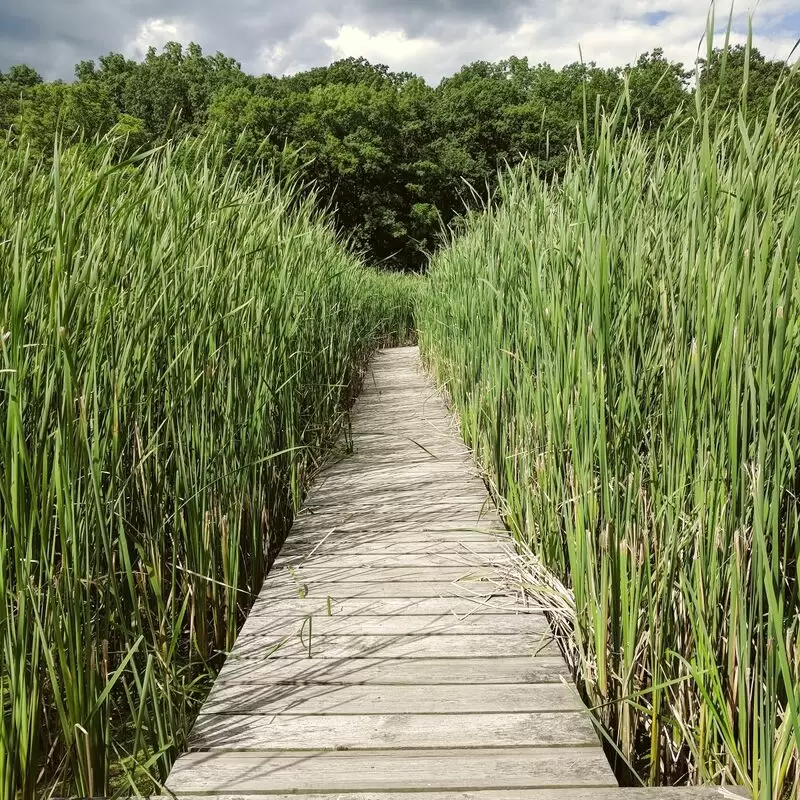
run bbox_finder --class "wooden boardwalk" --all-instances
[164,347,744,799]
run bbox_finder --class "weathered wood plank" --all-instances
[236,612,551,637]
[288,522,504,539]
[273,553,505,569]
[349,403,454,416]
[276,543,507,562]
[267,565,505,583]
[275,545,508,562]
[293,505,497,528]
[156,789,749,799]
[311,477,488,496]
[289,518,506,533]
[313,461,485,481]
[228,632,560,660]
[312,470,486,487]
[189,711,598,750]
[356,386,440,397]
[165,748,618,793]
[255,581,519,599]
[281,535,509,552]
[281,531,507,546]
[308,486,491,507]
[349,430,468,445]
[298,493,489,508]
[214,656,570,685]
[349,412,457,424]
[201,682,583,715]
[283,525,509,544]
[246,597,534,617]
[323,443,468,461]
[304,487,488,504]
[345,446,470,462]
[277,539,510,557]
[307,488,491,506]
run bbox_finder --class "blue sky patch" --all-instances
[642,10,671,26]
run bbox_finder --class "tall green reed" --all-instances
[419,61,800,800]
[0,133,416,798]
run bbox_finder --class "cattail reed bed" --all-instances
[0,134,416,797]
[419,73,800,799]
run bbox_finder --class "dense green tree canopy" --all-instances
[698,44,793,118]
[0,43,795,268]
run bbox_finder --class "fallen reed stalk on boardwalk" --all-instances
[419,47,800,800]
[0,133,416,798]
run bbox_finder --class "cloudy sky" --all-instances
[1,1,798,84]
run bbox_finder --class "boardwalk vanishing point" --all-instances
[164,347,745,799]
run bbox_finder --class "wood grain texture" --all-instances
[246,597,535,617]
[291,506,497,530]
[273,553,508,570]
[278,540,509,556]
[214,656,571,685]
[201,682,583,715]
[254,581,520,599]
[227,633,561,660]
[165,748,618,793]
[267,565,507,583]
[235,613,552,637]
[188,711,599,750]
[286,519,508,536]
[281,529,509,550]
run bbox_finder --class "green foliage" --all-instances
[77,42,250,140]
[3,41,795,268]
[14,81,118,152]
[624,49,691,129]
[0,64,43,88]
[419,76,800,797]
[699,44,800,119]
[209,58,429,267]
[0,135,416,798]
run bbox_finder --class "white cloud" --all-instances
[125,17,198,59]
[319,2,798,85]
[259,44,288,73]
[324,25,439,65]
[254,12,340,75]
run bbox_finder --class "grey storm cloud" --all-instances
[0,0,535,78]
[341,0,530,35]
[0,0,797,84]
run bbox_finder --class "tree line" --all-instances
[1,43,795,269]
